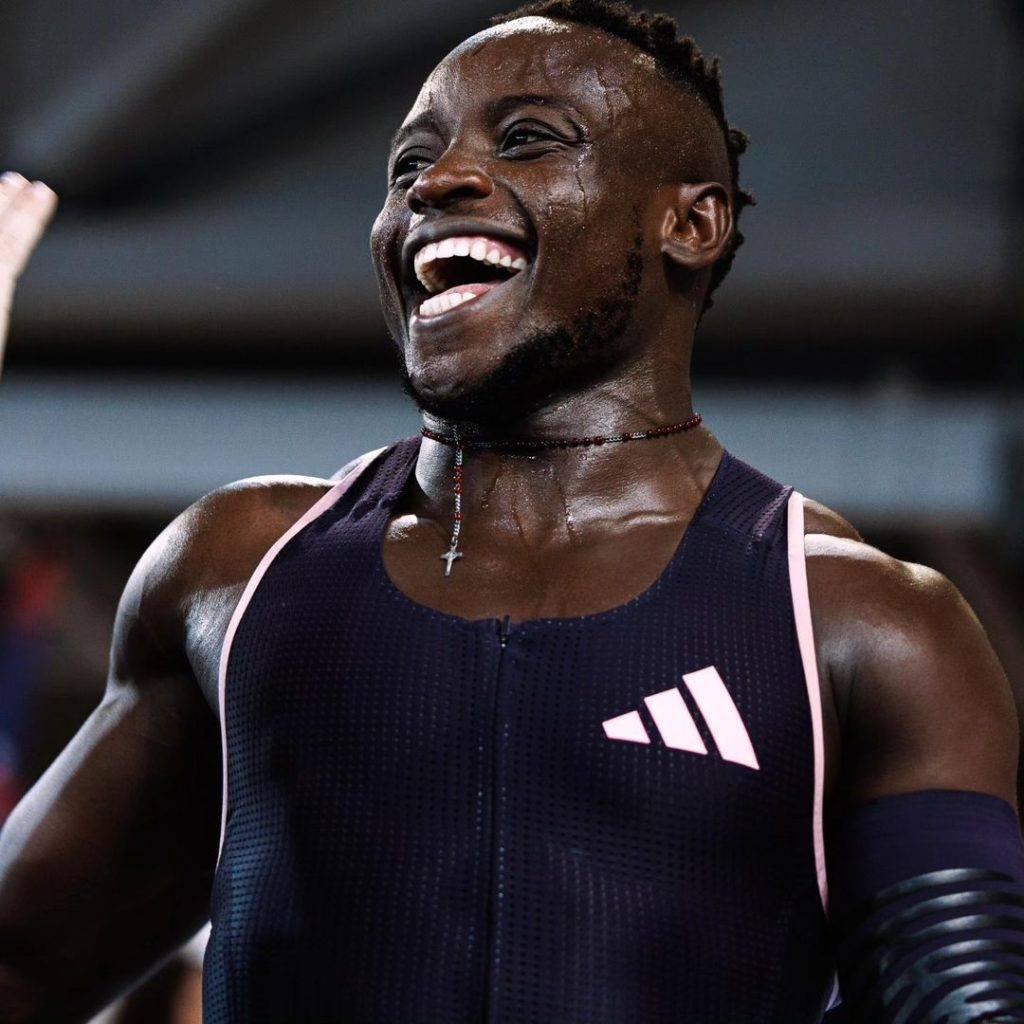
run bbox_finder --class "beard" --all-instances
[399,235,644,430]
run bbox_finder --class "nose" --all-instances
[407,149,494,213]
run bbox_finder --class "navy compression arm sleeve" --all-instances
[828,790,1024,1023]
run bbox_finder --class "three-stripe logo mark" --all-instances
[601,666,760,770]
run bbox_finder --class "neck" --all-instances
[411,356,722,546]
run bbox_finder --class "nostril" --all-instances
[445,184,490,203]
[406,165,494,211]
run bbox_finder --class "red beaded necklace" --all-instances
[421,413,703,577]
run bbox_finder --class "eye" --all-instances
[391,152,432,184]
[501,124,559,154]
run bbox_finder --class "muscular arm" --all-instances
[0,520,221,1023]
[0,476,332,1023]
[808,530,1018,810]
[807,511,1023,1022]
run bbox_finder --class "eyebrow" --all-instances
[481,93,584,124]
[389,112,441,155]
[389,94,584,154]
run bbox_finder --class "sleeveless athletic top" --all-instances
[203,435,836,1023]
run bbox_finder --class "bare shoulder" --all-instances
[799,496,958,636]
[801,496,862,543]
[172,474,335,584]
[798,499,1017,805]
[114,475,336,673]
[800,498,970,653]
[152,474,332,587]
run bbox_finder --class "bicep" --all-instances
[815,553,1024,1019]
[825,553,1018,808]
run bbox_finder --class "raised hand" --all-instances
[0,172,59,372]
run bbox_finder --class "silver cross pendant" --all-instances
[441,548,463,577]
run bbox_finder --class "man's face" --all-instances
[370,17,700,424]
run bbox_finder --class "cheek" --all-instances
[530,157,642,300]
[369,200,409,341]
[369,202,398,273]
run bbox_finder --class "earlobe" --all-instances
[660,183,733,271]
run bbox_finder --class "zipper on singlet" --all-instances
[482,614,511,1021]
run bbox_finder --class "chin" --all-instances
[400,339,552,428]
[404,339,502,396]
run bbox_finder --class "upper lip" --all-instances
[400,218,534,286]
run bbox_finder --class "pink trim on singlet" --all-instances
[787,490,841,1013]
[786,490,828,911]
[215,448,386,868]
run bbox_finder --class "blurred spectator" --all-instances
[0,549,66,819]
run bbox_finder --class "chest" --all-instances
[381,509,695,622]
[212,508,834,1024]
[226,511,813,825]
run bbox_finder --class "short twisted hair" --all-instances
[491,0,754,312]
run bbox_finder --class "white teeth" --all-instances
[418,289,482,318]
[412,236,532,295]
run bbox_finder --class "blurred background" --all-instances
[0,0,1022,1017]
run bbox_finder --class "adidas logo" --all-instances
[601,666,760,770]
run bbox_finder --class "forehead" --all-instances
[399,17,671,135]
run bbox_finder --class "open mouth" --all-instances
[410,235,530,320]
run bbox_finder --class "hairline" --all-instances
[434,16,729,183]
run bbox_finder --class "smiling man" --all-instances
[1,2,1023,1023]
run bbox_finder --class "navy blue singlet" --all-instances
[203,435,836,1023]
